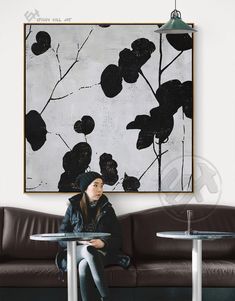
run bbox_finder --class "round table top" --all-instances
[30,232,111,242]
[156,231,235,240]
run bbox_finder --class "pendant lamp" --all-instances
[155,0,197,34]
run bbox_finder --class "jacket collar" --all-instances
[69,193,111,210]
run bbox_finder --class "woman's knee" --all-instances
[78,258,89,274]
[81,245,97,258]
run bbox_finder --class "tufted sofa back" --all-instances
[118,213,133,257]
[0,208,3,257]
[2,205,235,261]
[0,207,132,260]
[132,204,235,260]
[2,207,62,259]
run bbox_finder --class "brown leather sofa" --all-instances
[1,204,235,301]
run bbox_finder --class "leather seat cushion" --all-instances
[105,265,136,287]
[0,259,136,288]
[136,259,235,287]
[0,260,66,287]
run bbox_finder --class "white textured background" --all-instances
[0,0,235,215]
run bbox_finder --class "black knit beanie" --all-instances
[75,171,103,192]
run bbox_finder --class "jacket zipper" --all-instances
[95,201,109,227]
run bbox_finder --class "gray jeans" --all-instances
[76,245,109,301]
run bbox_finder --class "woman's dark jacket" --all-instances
[56,193,123,271]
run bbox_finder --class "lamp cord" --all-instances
[171,0,181,18]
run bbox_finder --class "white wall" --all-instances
[1,0,235,216]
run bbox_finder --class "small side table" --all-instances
[30,232,110,301]
[157,231,235,301]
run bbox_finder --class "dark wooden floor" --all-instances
[1,287,235,301]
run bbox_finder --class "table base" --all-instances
[192,239,202,301]
[67,241,78,301]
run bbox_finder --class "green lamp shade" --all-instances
[155,10,197,34]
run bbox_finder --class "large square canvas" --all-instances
[24,24,193,192]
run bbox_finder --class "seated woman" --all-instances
[56,171,128,301]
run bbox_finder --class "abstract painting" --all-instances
[24,24,193,192]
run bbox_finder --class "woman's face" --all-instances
[85,178,104,201]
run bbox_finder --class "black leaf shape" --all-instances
[149,107,174,143]
[31,31,51,55]
[71,142,92,172]
[101,38,156,96]
[118,49,139,83]
[156,80,182,115]
[136,130,154,150]
[62,151,73,172]
[58,142,92,192]
[180,81,193,119]
[74,116,95,135]
[98,24,111,28]
[99,153,118,186]
[25,110,47,151]
[166,34,192,51]
[122,173,140,192]
[126,115,151,130]
[100,64,123,98]
[118,38,156,84]
[131,38,156,58]
[127,106,174,149]
[58,172,80,192]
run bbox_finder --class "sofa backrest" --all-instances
[132,204,235,260]
[0,208,3,257]
[2,207,62,259]
[0,207,133,259]
[118,213,133,257]
[4,204,235,261]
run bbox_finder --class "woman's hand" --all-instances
[89,239,105,249]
